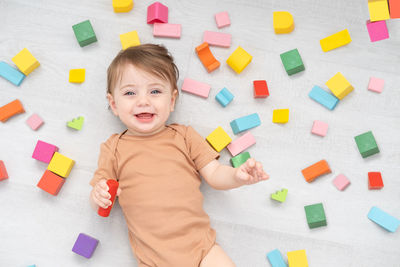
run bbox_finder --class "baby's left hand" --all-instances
[235,158,269,185]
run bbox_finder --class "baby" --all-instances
[89,44,269,267]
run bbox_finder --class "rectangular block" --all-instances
[26,113,44,130]
[119,30,140,50]
[203,31,231,47]
[304,203,327,229]
[32,140,59,163]
[0,61,25,86]
[280,48,305,75]
[309,85,339,110]
[230,151,250,168]
[368,206,400,232]
[37,169,65,196]
[320,29,351,52]
[215,11,230,28]
[253,80,269,98]
[326,72,354,100]
[267,249,288,267]
[287,250,308,267]
[0,99,25,122]
[206,126,232,152]
[72,20,97,47]
[153,23,181,38]
[226,46,252,74]
[227,131,256,156]
[368,0,390,21]
[389,0,400,18]
[72,233,99,258]
[311,120,328,137]
[366,20,389,42]
[368,172,384,189]
[0,160,9,181]
[230,113,261,134]
[368,77,384,93]
[354,131,379,158]
[181,78,210,98]
[333,174,350,191]
[12,48,40,75]
[301,159,331,183]
[215,87,234,107]
[47,152,75,178]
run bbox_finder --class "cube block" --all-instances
[0,61,25,86]
[69,69,85,83]
[333,174,350,191]
[153,23,181,38]
[67,116,84,130]
[368,0,390,21]
[326,72,354,100]
[12,48,40,75]
[26,113,44,130]
[32,140,59,163]
[215,11,230,28]
[368,77,384,93]
[311,120,328,137]
[72,20,97,47]
[368,206,400,232]
[320,29,351,52]
[253,80,269,98]
[280,48,304,75]
[0,99,25,122]
[119,30,140,50]
[304,203,327,229]
[389,0,400,18]
[215,87,234,107]
[226,46,252,74]
[147,2,168,24]
[227,131,256,157]
[47,152,75,178]
[195,42,220,73]
[230,151,250,168]
[230,113,261,134]
[37,169,65,196]
[0,160,9,181]
[267,249,288,267]
[273,11,294,34]
[206,126,232,152]
[112,0,133,13]
[272,109,289,124]
[287,250,308,267]
[301,159,331,183]
[368,172,384,189]
[203,31,231,47]
[354,131,379,158]
[271,188,288,203]
[181,78,210,98]
[309,85,339,110]
[366,20,389,42]
[72,233,99,258]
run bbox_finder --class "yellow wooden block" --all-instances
[12,48,40,75]
[113,0,134,12]
[47,152,75,178]
[69,69,85,83]
[226,46,252,74]
[206,126,232,152]
[272,109,289,124]
[119,30,140,50]
[273,11,294,34]
[287,250,308,267]
[368,0,390,22]
[325,72,353,100]
[319,29,351,52]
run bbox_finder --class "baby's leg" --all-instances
[200,244,236,267]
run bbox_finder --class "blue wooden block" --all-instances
[309,85,339,110]
[368,206,400,232]
[0,61,25,86]
[215,87,234,107]
[267,249,288,267]
[27,265,36,267]
[230,113,260,134]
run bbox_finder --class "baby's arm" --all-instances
[199,158,269,190]
[89,179,122,212]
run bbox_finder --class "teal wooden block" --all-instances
[304,203,327,229]
[230,113,260,134]
[368,206,400,232]
[267,249,288,267]
[215,87,234,107]
[27,265,36,267]
[280,48,305,75]
[354,131,379,158]
[230,151,250,168]
[0,61,25,86]
[72,20,97,47]
[309,85,339,110]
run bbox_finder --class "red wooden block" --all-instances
[37,169,65,195]
[368,172,383,190]
[98,179,119,217]
[253,80,269,98]
[0,160,9,181]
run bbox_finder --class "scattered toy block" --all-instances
[389,0,400,18]
[112,0,133,13]
[267,249,288,267]
[215,11,230,28]
[368,206,400,232]
[227,131,256,157]
[287,250,308,267]
[366,20,389,42]
[32,140,59,163]
[26,113,44,131]
[203,31,231,47]
[37,169,65,196]
[333,174,350,191]
[368,0,390,21]
[226,46,252,74]
[311,120,328,137]
[47,152,75,178]
[0,160,9,181]
[27,265,36,267]
[273,11,294,34]
[368,172,384,189]
[308,85,339,110]
[98,179,119,217]
[271,188,288,203]
[72,233,99,258]
[279,48,304,75]
[325,72,354,100]
[230,113,261,134]
[253,80,269,98]
[301,159,331,183]
[67,116,84,130]
[69,69,85,83]
[304,203,327,229]
[206,126,232,152]
[231,151,250,168]
[354,131,379,158]
[119,30,140,50]
[272,109,289,124]
[195,42,220,73]
[12,48,40,75]
[368,77,384,93]
[72,20,97,47]
[0,99,25,122]
[181,78,210,98]
[215,87,234,107]
[320,29,351,52]
[153,23,181,38]
[0,61,25,86]
[147,2,168,24]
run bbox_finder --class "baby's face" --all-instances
[107,64,178,136]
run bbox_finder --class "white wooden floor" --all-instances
[1,0,399,266]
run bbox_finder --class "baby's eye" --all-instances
[151,89,161,94]
[124,91,135,96]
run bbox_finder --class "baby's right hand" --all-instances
[90,179,121,209]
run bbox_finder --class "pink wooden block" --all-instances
[32,140,59,163]
[366,20,389,42]
[333,174,350,191]
[26,113,44,130]
[181,78,211,98]
[215,11,230,28]
[311,120,328,137]
[203,31,231,47]
[147,2,168,24]
[153,23,181,38]
[227,132,256,156]
[368,77,384,93]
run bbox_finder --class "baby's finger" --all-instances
[97,179,109,191]
[94,192,112,208]
[116,187,122,196]
[96,187,111,199]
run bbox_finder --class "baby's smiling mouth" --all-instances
[135,113,155,119]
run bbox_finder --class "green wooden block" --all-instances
[271,188,288,202]
[354,131,379,158]
[280,48,305,75]
[72,20,97,47]
[230,151,250,168]
[67,116,84,130]
[304,203,327,229]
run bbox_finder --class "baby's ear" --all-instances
[107,93,119,116]
[170,89,178,112]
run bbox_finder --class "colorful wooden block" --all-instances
[354,131,379,158]
[253,80,269,98]
[368,206,400,232]
[389,0,400,18]
[98,179,119,217]
[320,29,351,52]
[26,113,44,131]
[231,152,250,168]
[368,0,390,22]
[12,48,40,75]
[215,11,230,28]
[366,20,389,42]
[206,126,232,152]
[368,77,384,93]
[72,20,97,47]
[226,46,252,74]
[279,48,304,75]
[304,203,327,229]
[0,61,25,86]
[301,159,331,183]
[287,250,308,267]
[227,131,256,156]
[267,249,288,267]
[203,31,231,47]
[309,85,339,110]
[37,169,65,196]
[333,174,350,191]
[153,23,181,38]
[72,233,99,258]
[32,140,59,163]
[195,42,220,73]
[147,2,168,24]
[230,113,261,134]
[27,265,36,267]
[69,69,85,83]
[119,30,140,50]
[47,152,75,178]
[273,11,294,34]
[181,78,210,98]
[215,87,234,107]
[67,116,84,130]
[325,72,354,100]
[112,0,133,13]
[311,120,328,137]
[368,172,384,189]
[0,160,9,181]
[271,188,288,203]
[272,109,289,124]
[0,99,25,122]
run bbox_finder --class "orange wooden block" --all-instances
[0,99,25,122]
[389,0,400,18]
[195,42,220,73]
[37,169,65,196]
[301,160,331,183]
[0,160,9,181]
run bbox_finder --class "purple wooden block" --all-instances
[72,233,99,259]
[32,140,59,163]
